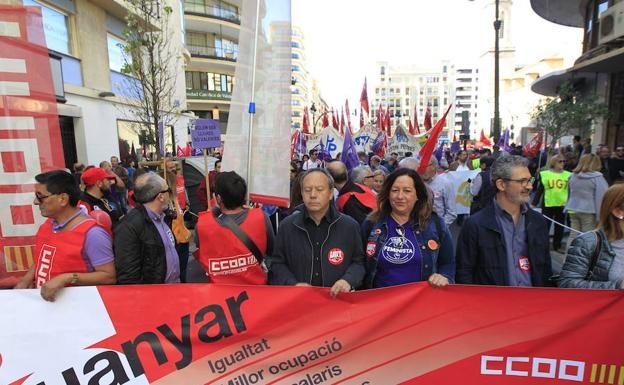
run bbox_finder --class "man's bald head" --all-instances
[326,161,348,185]
[398,157,420,171]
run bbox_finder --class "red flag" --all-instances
[339,108,345,136]
[303,106,310,134]
[414,105,421,134]
[408,120,415,135]
[360,77,369,115]
[523,131,544,158]
[332,108,339,130]
[360,108,364,129]
[376,105,383,131]
[176,145,185,157]
[480,129,492,147]
[424,105,432,131]
[184,143,192,156]
[322,109,329,128]
[417,104,452,175]
[385,106,391,136]
[290,129,300,159]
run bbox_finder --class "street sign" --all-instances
[191,119,221,149]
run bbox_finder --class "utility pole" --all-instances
[493,0,501,144]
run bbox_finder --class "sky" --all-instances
[292,0,583,109]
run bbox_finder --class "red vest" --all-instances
[337,183,377,212]
[197,208,267,285]
[34,218,96,288]
[176,175,186,210]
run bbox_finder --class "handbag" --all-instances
[171,199,192,244]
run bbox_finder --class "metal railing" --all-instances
[184,4,240,24]
[187,44,238,61]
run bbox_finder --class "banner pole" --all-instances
[245,0,261,204]
[204,149,212,210]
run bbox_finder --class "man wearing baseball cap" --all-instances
[78,167,124,229]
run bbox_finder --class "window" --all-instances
[24,0,72,55]
[380,66,385,75]
[291,41,300,48]
[185,71,234,93]
[292,53,300,60]
[107,34,129,72]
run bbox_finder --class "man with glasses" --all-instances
[114,172,180,284]
[78,167,124,229]
[15,170,116,301]
[456,156,552,287]
[609,145,624,185]
[302,149,322,171]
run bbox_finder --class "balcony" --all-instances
[187,44,238,61]
[184,4,240,37]
[186,89,232,101]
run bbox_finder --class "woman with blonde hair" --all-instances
[564,153,608,245]
[559,184,624,289]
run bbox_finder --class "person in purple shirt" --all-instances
[361,168,455,289]
[114,172,180,284]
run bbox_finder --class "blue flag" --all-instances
[433,142,444,162]
[450,141,461,154]
[341,128,359,172]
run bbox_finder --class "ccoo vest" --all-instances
[197,208,268,285]
[34,218,96,288]
[337,183,377,212]
[540,170,571,207]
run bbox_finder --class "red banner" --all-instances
[2,283,623,385]
[0,6,65,288]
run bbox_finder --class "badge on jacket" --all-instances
[366,241,377,257]
[518,256,531,272]
[328,248,345,265]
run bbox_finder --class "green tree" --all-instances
[119,0,181,159]
[531,81,609,148]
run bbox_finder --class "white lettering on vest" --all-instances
[36,244,56,287]
[209,255,256,275]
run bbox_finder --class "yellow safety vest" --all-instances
[539,170,571,207]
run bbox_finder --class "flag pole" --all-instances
[245,0,261,204]
[203,148,212,210]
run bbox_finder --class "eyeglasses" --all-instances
[34,193,57,202]
[364,175,375,179]
[503,177,535,187]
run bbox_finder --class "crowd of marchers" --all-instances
[15,136,624,301]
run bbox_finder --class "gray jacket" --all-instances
[564,171,608,215]
[559,229,621,289]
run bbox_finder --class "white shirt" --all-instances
[303,159,320,170]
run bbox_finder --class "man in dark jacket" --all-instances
[456,155,553,287]
[268,168,365,296]
[114,172,180,284]
[326,161,376,224]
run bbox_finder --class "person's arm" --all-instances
[40,262,116,302]
[267,224,298,285]
[263,212,276,256]
[469,173,482,196]
[112,173,125,190]
[559,234,620,289]
[339,221,366,290]
[455,218,478,284]
[113,221,143,284]
[434,218,455,283]
[443,183,457,225]
[14,266,35,289]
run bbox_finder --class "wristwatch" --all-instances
[70,273,79,285]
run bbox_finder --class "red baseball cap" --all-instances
[81,167,116,186]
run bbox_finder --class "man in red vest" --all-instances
[327,161,377,224]
[196,171,274,284]
[14,170,116,301]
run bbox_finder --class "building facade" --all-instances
[450,65,480,139]
[370,61,453,138]
[184,0,241,134]
[3,0,190,167]
[531,0,624,149]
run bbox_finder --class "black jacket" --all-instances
[267,203,365,289]
[338,180,374,224]
[79,191,123,228]
[456,202,553,287]
[114,205,170,284]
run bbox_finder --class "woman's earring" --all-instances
[618,215,624,220]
